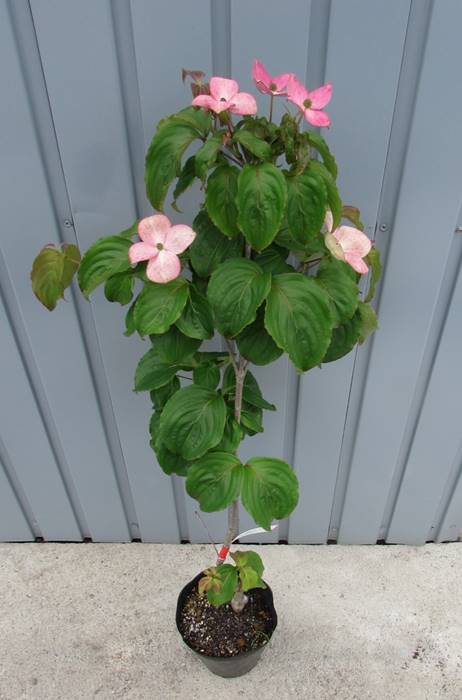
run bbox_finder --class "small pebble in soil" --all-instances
[180,587,273,657]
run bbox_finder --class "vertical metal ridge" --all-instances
[305,0,331,88]
[10,0,138,539]
[286,0,331,542]
[109,0,149,218]
[279,365,301,540]
[211,0,231,76]
[171,476,190,542]
[0,252,86,539]
[0,435,39,539]
[384,232,462,539]
[434,442,462,542]
[331,0,433,540]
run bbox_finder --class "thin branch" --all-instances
[224,337,238,372]
[194,511,219,557]
[220,148,242,167]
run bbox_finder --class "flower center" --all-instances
[303,98,312,109]
[156,243,164,251]
[220,97,227,102]
[269,82,277,91]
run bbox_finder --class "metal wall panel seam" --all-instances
[385,231,462,542]
[0,434,39,539]
[0,255,85,538]
[110,0,150,219]
[211,0,231,77]
[305,0,331,89]
[332,0,431,541]
[288,0,331,541]
[435,446,462,543]
[23,0,143,540]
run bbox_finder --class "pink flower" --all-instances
[192,77,257,115]
[324,211,371,274]
[252,59,294,96]
[287,76,332,127]
[129,214,196,284]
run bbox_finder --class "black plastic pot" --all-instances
[176,571,278,678]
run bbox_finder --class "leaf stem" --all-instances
[220,148,242,168]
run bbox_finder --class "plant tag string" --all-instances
[216,523,278,562]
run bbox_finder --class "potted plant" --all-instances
[30,59,381,678]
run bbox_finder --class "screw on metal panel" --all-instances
[379,223,388,232]
[63,219,73,228]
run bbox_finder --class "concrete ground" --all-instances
[0,544,461,700]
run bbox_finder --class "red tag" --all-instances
[217,545,229,561]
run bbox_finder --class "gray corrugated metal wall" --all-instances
[1,0,461,544]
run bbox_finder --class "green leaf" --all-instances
[207,258,271,337]
[212,416,243,452]
[195,130,226,181]
[135,327,199,391]
[275,224,325,260]
[31,243,80,311]
[193,362,220,390]
[150,412,190,476]
[189,210,242,278]
[31,245,65,311]
[186,452,243,512]
[134,278,189,336]
[315,257,359,326]
[176,285,214,339]
[364,247,382,303]
[206,564,238,607]
[230,550,264,577]
[124,299,137,336]
[358,301,378,344]
[237,163,287,251]
[151,325,201,363]
[231,551,266,592]
[308,160,342,230]
[265,273,333,372]
[61,244,81,289]
[78,236,131,298]
[118,221,138,240]
[323,312,361,363]
[165,106,212,135]
[254,246,292,275]
[222,367,276,412]
[145,107,211,210]
[205,164,240,238]
[150,376,181,411]
[240,403,264,435]
[159,385,227,460]
[232,130,272,160]
[135,349,181,392]
[195,350,228,366]
[279,113,298,163]
[239,566,266,592]
[236,308,283,366]
[104,271,134,305]
[308,131,338,179]
[241,457,299,530]
[172,156,196,210]
[286,169,327,244]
